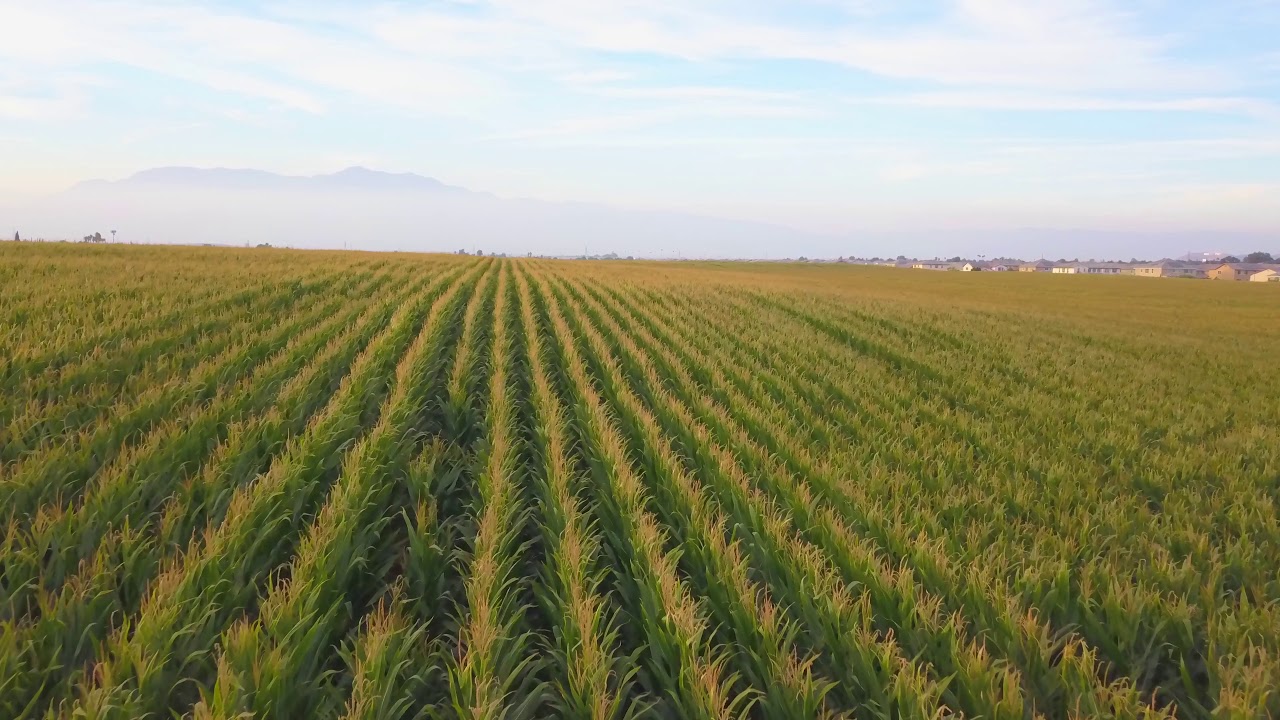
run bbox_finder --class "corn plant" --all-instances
[0,242,1274,719]
[65,264,476,720]
[527,268,755,720]
[517,271,638,720]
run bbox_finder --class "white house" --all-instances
[1052,262,1133,275]
[1059,263,1131,274]
[1082,263,1133,275]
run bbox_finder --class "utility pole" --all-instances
[111,230,117,243]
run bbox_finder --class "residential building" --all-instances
[1080,262,1133,275]
[1209,263,1280,281]
[988,263,1016,272]
[1133,262,1208,278]
[1250,269,1280,282]
[912,260,952,270]
[1018,260,1054,272]
[1051,263,1132,274]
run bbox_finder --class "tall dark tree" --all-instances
[13,231,18,242]
[1244,251,1275,263]
[1222,255,1241,263]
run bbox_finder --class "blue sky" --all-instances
[2,0,1279,237]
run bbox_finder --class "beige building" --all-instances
[1209,263,1280,280]
[1250,269,1280,282]
[1133,262,1207,278]
[912,261,952,270]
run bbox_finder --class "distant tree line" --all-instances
[1223,252,1275,263]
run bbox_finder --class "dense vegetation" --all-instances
[1,242,1277,719]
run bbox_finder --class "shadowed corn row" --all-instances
[516,270,634,720]
[605,279,1179,718]
[546,276,845,720]
[190,259,476,718]
[447,266,549,719]
[0,270,416,719]
[0,267,348,477]
[336,587,431,720]
[0,269,365,524]
[0,266,350,455]
[527,268,755,720]
[0,268,397,625]
[728,288,1234,713]
[62,262,477,720]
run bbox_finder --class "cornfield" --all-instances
[2,242,1278,719]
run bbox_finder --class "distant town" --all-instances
[555,250,1280,281]
[744,251,1280,282]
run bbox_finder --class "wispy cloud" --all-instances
[855,92,1280,119]
[0,1,495,113]
[1,0,1268,114]
[0,68,113,120]
[356,0,1232,92]
[485,100,820,142]
[880,158,1012,182]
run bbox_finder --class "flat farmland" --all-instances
[1,242,1278,719]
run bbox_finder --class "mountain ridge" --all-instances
[15,167,1276,259]
[28,165,819,256]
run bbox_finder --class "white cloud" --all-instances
[0,71,98,120]
[0,0,1264,116]
[0,1,495,114]
[359,0,1230,92]
[558,70,637,87]
[589,86,807,103]
[880,158,1012,182]
[0,94,74,120]
[485,100,820,141]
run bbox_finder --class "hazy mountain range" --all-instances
[4,167,1275,259]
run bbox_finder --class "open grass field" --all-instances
[1,241,1278,719]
